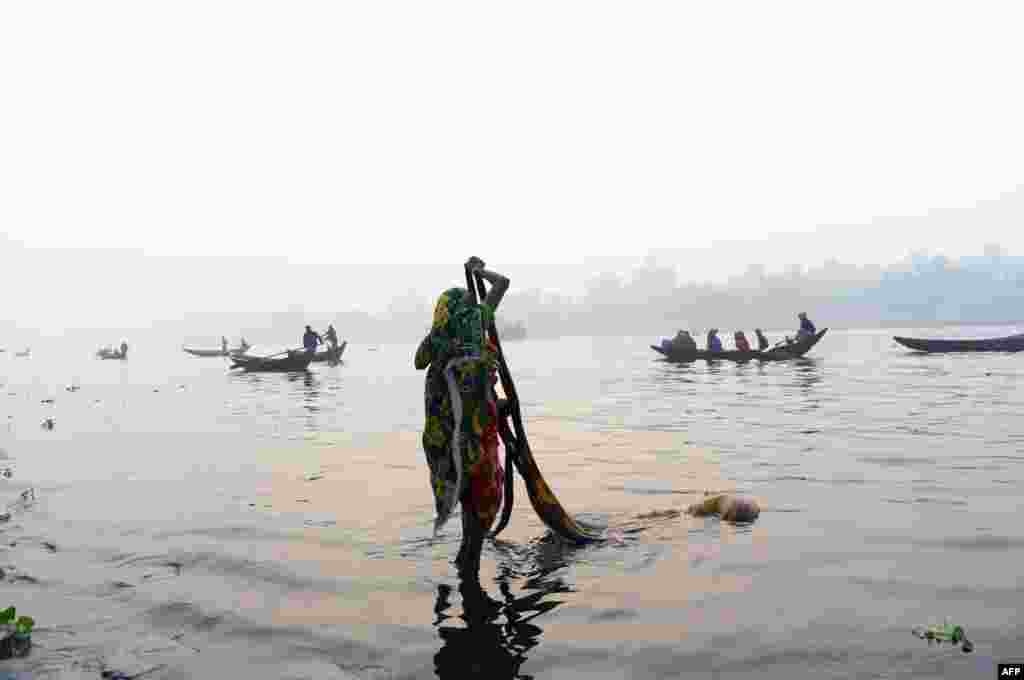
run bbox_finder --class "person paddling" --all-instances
[414,256,509,581]
[734,331,751,352]
[324,324,339,350]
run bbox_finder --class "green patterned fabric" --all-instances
[416,288,494,369]
[414,287,501,534]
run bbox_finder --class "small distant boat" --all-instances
[652,329,828,362]
[229,351,313,372]
[13,348,30,358]
[498,321,527,341]
[310,340,347,363]
[183,347,228,357]
[183,343,251,358]
[96,347,127,360]
[894,333,1024,353]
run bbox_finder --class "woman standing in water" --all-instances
[414,256,509,581]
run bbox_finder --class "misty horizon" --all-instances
[5,233,1024,346]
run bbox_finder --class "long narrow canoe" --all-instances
[310,340,347,363]
[229,351,313,372]
[651,328,828,362]
[894,333,1024,353]
[183,347,250,357]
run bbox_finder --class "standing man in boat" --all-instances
[221,336,229,354]
[302,325,322,355]
[324,324,339,351]
[118,341,128,359]
[414,256,509,582]
[796,312,817,340]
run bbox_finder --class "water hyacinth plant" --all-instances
[0,606,34,658]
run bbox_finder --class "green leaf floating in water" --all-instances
[0,607,15,625]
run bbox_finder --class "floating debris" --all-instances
[40,418,54,431]
[912,620,973,653]
[305,473,324,482]
[40,399,54,405]
[65,385,80,392]
[686,493,760,523]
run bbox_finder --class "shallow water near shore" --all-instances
[1,327,1022,678]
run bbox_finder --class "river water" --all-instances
[0,327,1021,678]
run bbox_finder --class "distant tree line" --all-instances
[110,246,1024,346]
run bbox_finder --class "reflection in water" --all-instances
[792,359,823,392]
[291,372,322,431]
[432,536,579,679]
[297,372,321,410]
[433,580,546,680]
[652,362,697,386]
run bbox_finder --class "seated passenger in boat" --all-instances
[706,329,723,353]
[672,330,697,352]
[755,328,770,351]
[796,312,817,339]
[734,331,751,352]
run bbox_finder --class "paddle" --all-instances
[236,346,304,362]
[467,263,601,544]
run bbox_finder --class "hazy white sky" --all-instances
[3,0,1024,271]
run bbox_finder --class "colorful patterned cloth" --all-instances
[415,288,504,535]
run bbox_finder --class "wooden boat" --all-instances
[183,345,250,358]
[229,351,313,372]
[651,328,828,362]
[893,333,1024,353]
[497,321,527,341]
[183,347,227,357]
[310,340,347,363]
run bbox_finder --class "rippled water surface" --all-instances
[1,328,1022,678]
